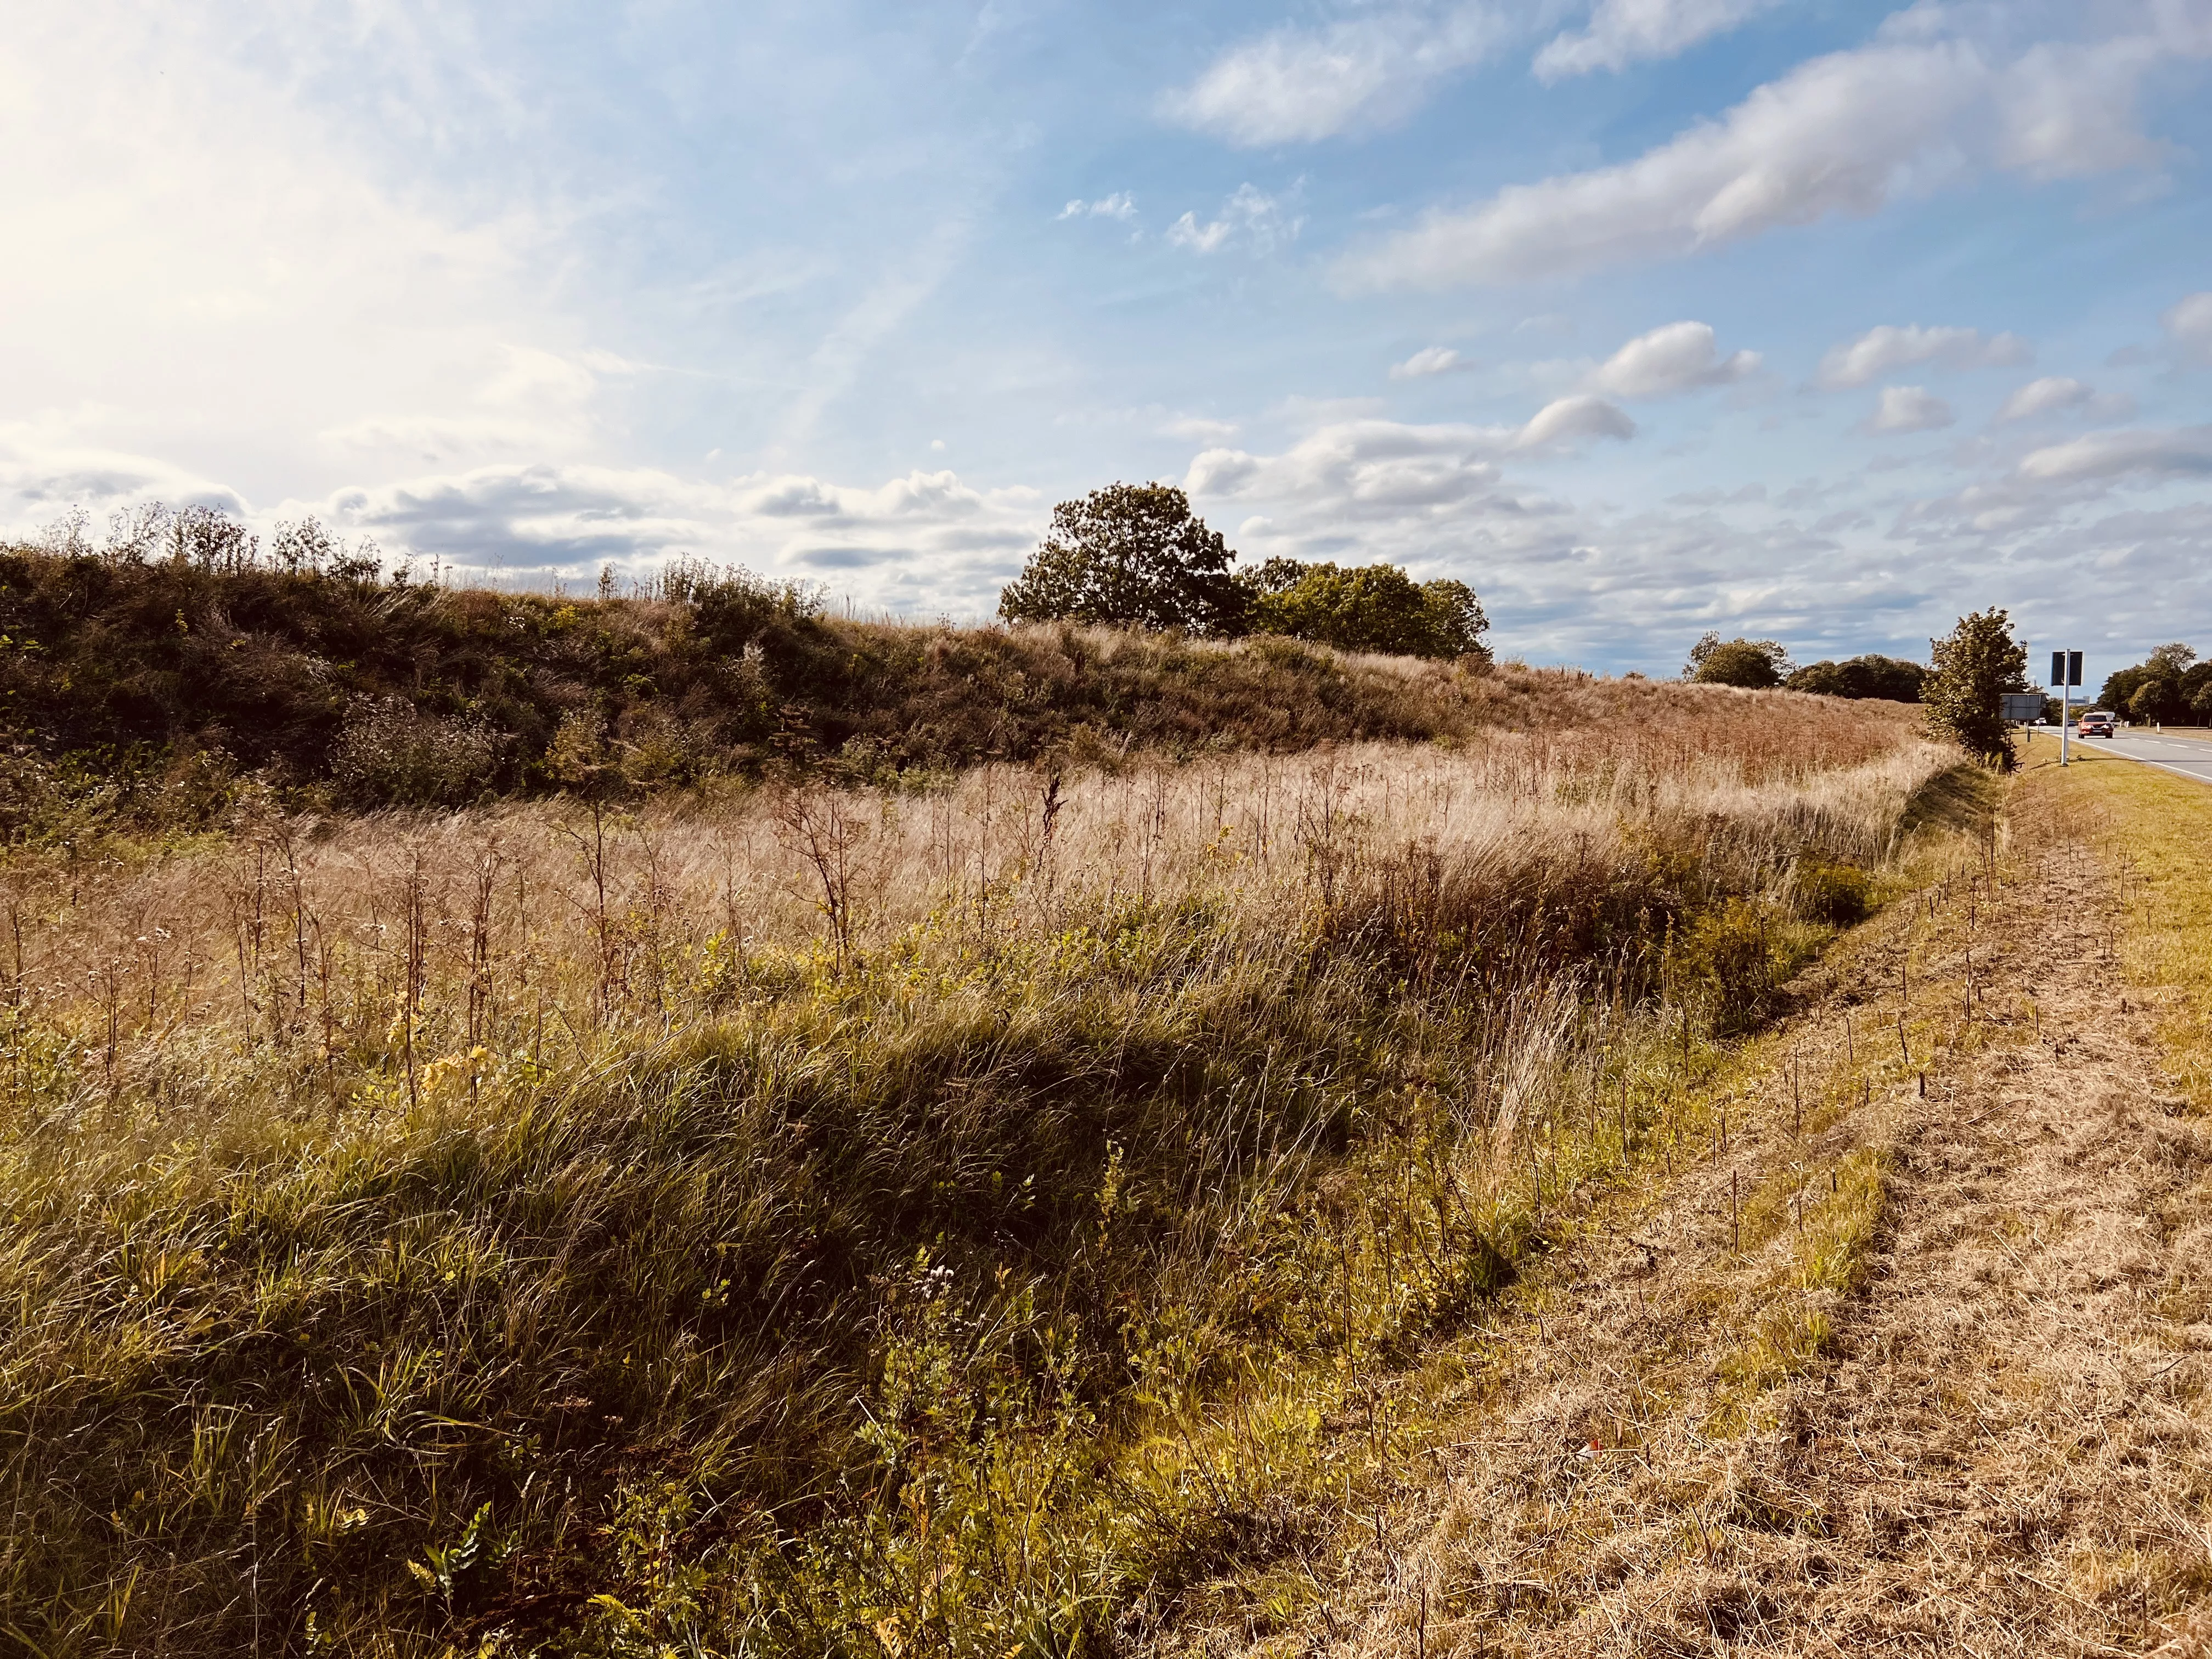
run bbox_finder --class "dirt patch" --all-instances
[1194,781,2212,1656]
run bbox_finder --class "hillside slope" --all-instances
[0,543,1906,825]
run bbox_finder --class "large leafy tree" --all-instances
[1244,558,1489,661]
[1684,633,1793,688]
[1922,608,2028,768]
[998,483,1247,636]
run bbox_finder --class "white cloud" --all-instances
[1587,320,1759,399]
[1515,393,1637,449]
[2016,426,2212,483]
[1058,193,1136,221]
[1995,376,2094,422]
[1536,0,1780,80]
[1819,324,2032,388]
[1183,396,1630,522]
[2167,291,2212,364]
[1164,415,1242,442]
[1864,386,1955,433]
[1390,346,1464,379]
[1166,184,1302,256]
[1335,17,2204,288]
[1163,3,1509,146]
[306,461,1046,605]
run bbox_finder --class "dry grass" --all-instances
[0,707,1948,1656]
[1193,731,2212,1657]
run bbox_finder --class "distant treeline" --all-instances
[1683,633,1925,701]
[2098,644,2212,723]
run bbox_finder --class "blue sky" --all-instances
[2,0,2209,680]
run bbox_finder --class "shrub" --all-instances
[1686,634,1792,689]
[1795,861,1872,925]
[1243,558,1489,661]
[331,695,507,807]
[1674,898,1778,1025]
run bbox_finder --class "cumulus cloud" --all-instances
[1166,184,1302,255]
[1587,320,1759,399]
[1183,396,1630,522]
[1515,393,1637,448]
[1162,3,1509,146]
[1390,346,1464,379]
[2016,425,2212,483]
[1536,0,1779,80]
[1058,193,1136,221]
[1863,386,1955,433]
[1819,324,2031,388]
[1335,16,2202,289]
[1995,376,2095,422]
[2168,291,2212,364]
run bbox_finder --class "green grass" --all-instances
[0,739,1959,1656]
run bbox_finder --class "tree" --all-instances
[2100,644,2207,724]
[1922,608,2027,768]
[999,483,1247,635]
[1244,557,1489,660]
[1785,654,1926,702]
[1685,633,1793,689]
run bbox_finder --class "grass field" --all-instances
[2021,730,2212,1107]
[0,702,1950,1656]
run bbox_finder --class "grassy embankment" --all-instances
[2028,732,2212,1106]
[2,538,1635,829]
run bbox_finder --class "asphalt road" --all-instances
[2070,729,2212,786]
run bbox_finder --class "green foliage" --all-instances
[998,482,1247,636]
[2100,644,2211,726]
[1794,861,1872,925]
[1921,607,2028,768]
[0,737,1942,1655]
[1685,633,1793,689]
[1242,558,1489,661]
[1785,654,1925,702]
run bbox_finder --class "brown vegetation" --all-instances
[0,696,1945,1655]
[1187,742,2212,1656]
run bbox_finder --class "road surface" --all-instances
[2072,727,2212,785]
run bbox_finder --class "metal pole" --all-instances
[2061,669,2070,766]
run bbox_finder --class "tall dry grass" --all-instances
[0,715,1951,1656]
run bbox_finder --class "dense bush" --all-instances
[1685,633,1793,689]
[1243,557,1489,660]
[1786,654,1925,702]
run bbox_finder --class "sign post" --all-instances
[2051,650,2083,764]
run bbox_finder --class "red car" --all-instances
[2078,711,2115,738]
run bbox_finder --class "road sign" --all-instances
[2050,651,2083,687]
[2001,693,2044,723]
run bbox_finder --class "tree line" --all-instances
[1682,634,1927,701]
[998,482,1489,661]
[2098,644,2212,725]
